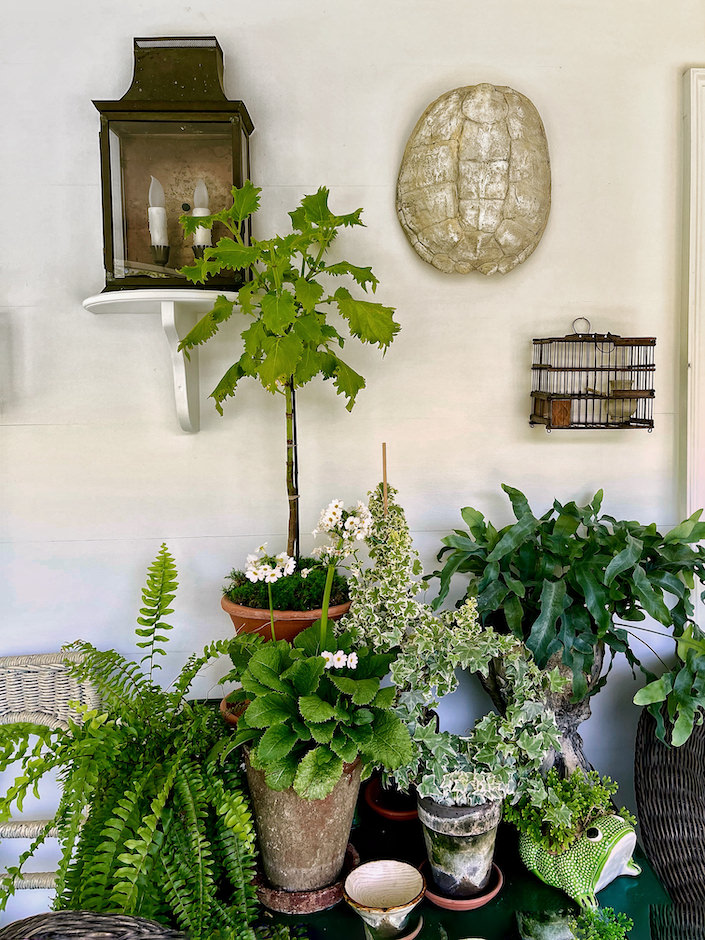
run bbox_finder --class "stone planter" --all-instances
[417,796,501,898]
[221,596,351,642]
[245,753,362,892]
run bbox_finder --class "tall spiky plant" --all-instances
[0,545,294,940]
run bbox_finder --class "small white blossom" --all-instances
[321,650,334,669]
[346,652,358,670]
[301,568,310,579]
[332,650,347,668]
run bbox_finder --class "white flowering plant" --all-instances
[342,483,564,807]
[220,621,413,800]
[242,544,297,641]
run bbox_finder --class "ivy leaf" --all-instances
[256,723,299,763]
[258,333,304,390]
[299,695,337,723]
[261,290,297,334]
[334,287,399,349]
[293,747,343,800]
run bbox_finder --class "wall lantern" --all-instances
[93,37,254,291]
[530,319,656,431]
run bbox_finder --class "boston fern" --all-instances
[0,545,292,940]
[223,623,413,800]
[431,484,705,739]
[179,181,399,558]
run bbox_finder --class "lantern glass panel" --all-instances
[106,119,237,282]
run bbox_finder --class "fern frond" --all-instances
[65,642,153,708]
[169,638,233,700]
[136,544,178,679]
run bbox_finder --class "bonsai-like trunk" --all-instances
[285,381,299,559]
[480,645,605,777]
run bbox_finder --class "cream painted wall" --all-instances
[2,0,705,919]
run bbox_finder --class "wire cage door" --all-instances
[530,326,655,431]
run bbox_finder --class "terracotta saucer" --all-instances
[253,843,360,914]
[398,915,424,940]
[421,861,504,911]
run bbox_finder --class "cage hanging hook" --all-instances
[572,317,591,335]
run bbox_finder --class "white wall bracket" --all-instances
[83,289,235,433]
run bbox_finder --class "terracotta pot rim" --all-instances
[364,776,418,821]
[221,597,351,620]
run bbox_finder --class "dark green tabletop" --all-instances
[268,795,671,940]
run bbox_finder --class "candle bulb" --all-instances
[192,179,211,249]
[147,176,168,247]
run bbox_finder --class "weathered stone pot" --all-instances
[245,752,362,892]
[221,596,351,642]
[417,796,502,897]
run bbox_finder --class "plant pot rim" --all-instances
[221,597,351,619]
[364,776,418,821]
[343,859,426,913]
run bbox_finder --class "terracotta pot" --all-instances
[245,753,362,892]
[219,697,247,728]
[417,796,501,898]
[364,775,418,822]
[221,596,351,642]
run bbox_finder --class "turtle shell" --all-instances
[396,83,551,275]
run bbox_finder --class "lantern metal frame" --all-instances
[530,324,656,431]
[93,37,254,292]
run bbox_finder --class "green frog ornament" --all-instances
[519,814,642,908]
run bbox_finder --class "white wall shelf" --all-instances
[83,289,235,433]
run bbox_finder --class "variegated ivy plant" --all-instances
[342,484,563,807]
[179,182,399,558]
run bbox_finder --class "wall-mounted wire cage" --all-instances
[530,322,655,431]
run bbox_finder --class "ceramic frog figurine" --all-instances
[519,814,642,908]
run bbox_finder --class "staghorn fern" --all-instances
[0,545,296,940]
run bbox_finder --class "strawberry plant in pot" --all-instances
[430,484,705,773]
[178,182,399,634]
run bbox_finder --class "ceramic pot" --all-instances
[417,796,501,898]
[221,596,351,642]
[245,753,362,892]
[344,860,425,939]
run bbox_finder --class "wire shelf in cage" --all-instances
[529,319,655,431]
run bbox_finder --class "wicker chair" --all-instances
[0,652,101,891]
[634,707,705,904]
[0,911,186,938]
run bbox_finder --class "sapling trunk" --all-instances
[285,381,299,560]
[319,562,336,647]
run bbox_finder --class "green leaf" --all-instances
[280,658,325,697]
[293,348,330,387]
[527,579,567,667]
[309,721,337,744]
[360,711,413,769]
[664,514,705,543]
[330,731,359,763]
[604,535,643,586]
[209,237,259,271]
[263,755,298,791]
[333,287,400,349]
[325,261,378,292]
[209,361,247,415]
[222,180,262,227]
[292,312,325,346]
[501,484,535,520]
[331,356,366,411]
[256,723,299,762]
[329,675,380,705]
[487,515,538,562]
[295,278,324,312]
[460,506,486,538]
[371,686,396,709]
[258,333,304,390]
[261,290,297,334]
[244,693,297,728]
[299,695,337,723]
[631,564,672,626]
[634,675,673,705]
[180,256,224,284]
[247,643,291,693]
[293,747,344,800]
[178,295,235,352]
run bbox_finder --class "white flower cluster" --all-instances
[312,499,373,564]
[321,649,358,670]
[245,543,296,584]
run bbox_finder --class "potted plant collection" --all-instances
[430,484,705,770]
[219,497,413,899]
[0,546,293,940]
[178,181,399,636]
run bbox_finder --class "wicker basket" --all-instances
[634,708,705,903]
[0,911,186,939]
